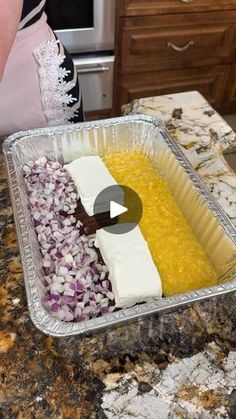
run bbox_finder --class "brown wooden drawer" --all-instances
[115,65,230,112]
[85,109,112,121]
[222,62,236,114]
[119,12,236,73]
[120,0,236,16]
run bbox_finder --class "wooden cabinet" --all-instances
[114,1,236,114]
[120,0,236,16]
[120,12,236,72]
[118,66,230,109]
[223,62,236,114]
[85,109,112,121]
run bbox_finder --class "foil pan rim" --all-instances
[3,115,236,337]
[2,115,164,153]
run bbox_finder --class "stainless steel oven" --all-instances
[45,0,116,54]
[45,0,116,114]
[74,55,114,112]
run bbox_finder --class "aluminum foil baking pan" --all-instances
[3,115,236,337]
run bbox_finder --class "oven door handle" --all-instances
[75,64,110,74]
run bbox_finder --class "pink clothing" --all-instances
[0,9,83,138]
[0,14,52,136]
[0,10,84,137]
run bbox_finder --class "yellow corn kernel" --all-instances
[103,152,218,296]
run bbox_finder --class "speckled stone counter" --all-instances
[123,91,236,225]
[1,91,236,419]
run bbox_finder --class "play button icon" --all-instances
[110,201,128,219]
[93,184,143,234]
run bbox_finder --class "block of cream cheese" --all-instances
[64,156,123,216]
[95,225,162,308]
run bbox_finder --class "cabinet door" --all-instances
[119,12,236,73]
[115,66,230,113]
[222,62,236,114]
[85,109,112,121]
[120,0,236,16]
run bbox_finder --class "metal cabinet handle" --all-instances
[180,0,193,3]
[75,64,110,74]
[167,40,194,52]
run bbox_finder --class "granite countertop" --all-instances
[1,91,236,419]
[123,91,236,225]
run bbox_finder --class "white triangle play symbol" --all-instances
[110,201,128,219]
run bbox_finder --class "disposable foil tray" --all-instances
[3,115,236,337]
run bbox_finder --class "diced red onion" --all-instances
[102,280,110,289]
[24,156,115,323]
[107,291,115,301]
[51,303,60,312]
